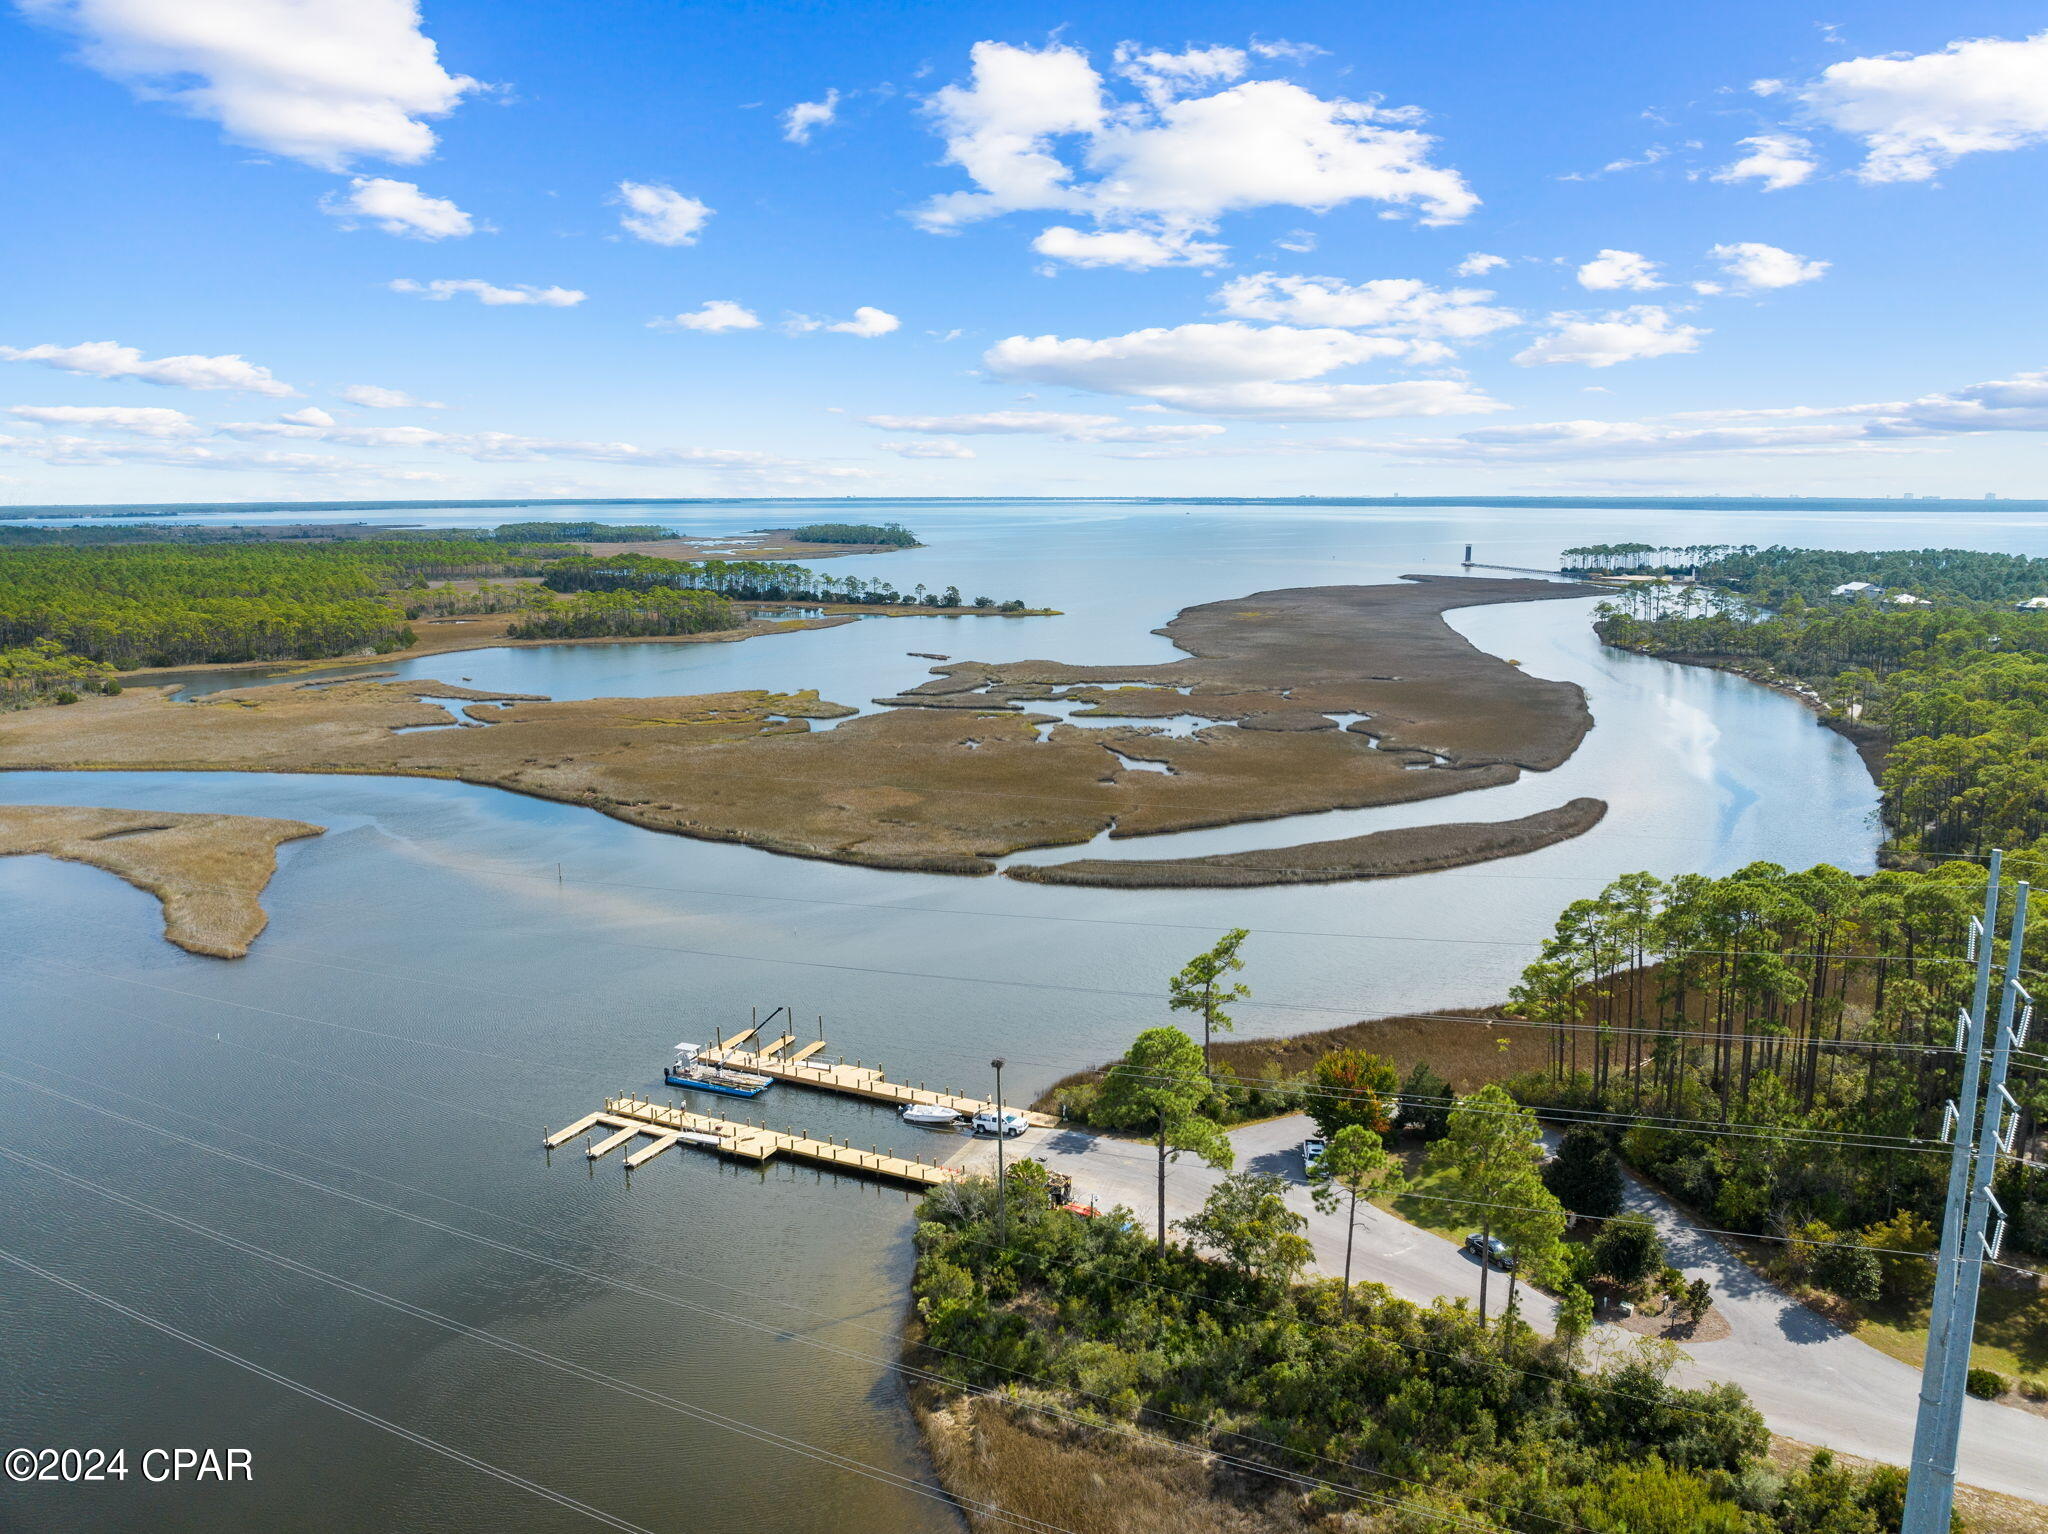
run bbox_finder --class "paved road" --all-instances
[949,1113,2048,1506]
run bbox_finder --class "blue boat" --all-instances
[665,1041,773,1099]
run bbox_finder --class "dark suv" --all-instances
[1462,1232,1515,1270]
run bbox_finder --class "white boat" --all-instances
[677,1131,724,1148]
[899,1103,962,1128]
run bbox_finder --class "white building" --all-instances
[1831,581,1878,596]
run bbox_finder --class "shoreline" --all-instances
[116,601,1059,685]
[10,579,1604,880]
[0,804,322,957]
[1005,797,1607,889]
[1602,642,1888,786]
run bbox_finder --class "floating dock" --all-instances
[700,1028,1057,1129]
[545,1095,961,1187]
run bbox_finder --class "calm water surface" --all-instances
[8,501,2036,1532]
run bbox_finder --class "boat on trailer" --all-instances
[899,1102,962,1128]
[666,1041,773,1099]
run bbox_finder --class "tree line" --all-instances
[504,587,738,640]
[1697,545,2048,605]
[919,1114,1915,1530]
[537,552,1029,609]
[1505,860,2046,1280]
[0,638,118,706]
[0,539,567,669]
[790,521,920,546]
[1598,568,2048,858]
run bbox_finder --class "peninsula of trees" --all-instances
[788,521,920,546]
[0,534,1019,702]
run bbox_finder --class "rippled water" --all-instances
[4,500,2020,1532]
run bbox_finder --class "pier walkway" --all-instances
[545,1095,961,1186]
[701,1028,1057,1128]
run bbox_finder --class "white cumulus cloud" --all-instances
[984,321,1503,419]
[914,40,1476,267]
[1113,43,1248,107]
[388,278,585,306]
[815,307,900,338]
[1032,225,1226,269]
[1212,273,1518,339]
[861,410,1223,442]
[324,177,475,239]
[1576,249,1663,291]
[279,407,335,426]
[1792,30,2048,183]
[1512,307,1705,368]
[1360,369,2048,463]
[1455,252,1508,276]
[338,384,443,409]
[6,404,198,437]
[879,439,975,459]
[782,89,841,144]
[1132,379,1505,421]
[1712,133,1819,190]
[16,0,479,170]
[1708,241,1829,290]
[0,340,296,396]
[615,181,713,246]
[653,300,762,333]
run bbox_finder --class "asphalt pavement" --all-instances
[947,1111,2048,1506]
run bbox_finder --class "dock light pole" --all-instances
[991,1057,1007,1244]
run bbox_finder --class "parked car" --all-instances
[1301,1136,1327,1173]
[1462,1232,1515,1270]
[972,1107,1029,1138]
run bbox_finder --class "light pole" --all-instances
[991,1056,1007,1244]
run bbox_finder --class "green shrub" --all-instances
[1543,1125,1625,1217]
[1591,1212,1663,1287]
[1965,1367,2008,1399]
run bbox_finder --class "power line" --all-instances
[1035,1061,1955,1154]
[377,846,2038,976]
[0,1149,1080,1534]
[18,950,1970,1158]
[0,1073,1526,1534]
[0,1245,665,1534]
[0,1017,1889,1438]
[18,943,1992,1164]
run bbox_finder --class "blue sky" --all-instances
[4,0,2048,503]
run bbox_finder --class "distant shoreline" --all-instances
[3,494,2043,517]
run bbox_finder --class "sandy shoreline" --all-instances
[0,804,322,957]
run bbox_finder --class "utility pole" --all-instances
[1904,860,2029,1532]
[991,1056,1008,1244]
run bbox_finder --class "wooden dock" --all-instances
[701,1030,1057,1128]
[545,1096,960,1187]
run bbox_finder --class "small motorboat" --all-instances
[677,1131,724,1148]
[899,1103,962,1128]
[666,1041,773,1098]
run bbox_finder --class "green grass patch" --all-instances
[1849,1283,2048,1387]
